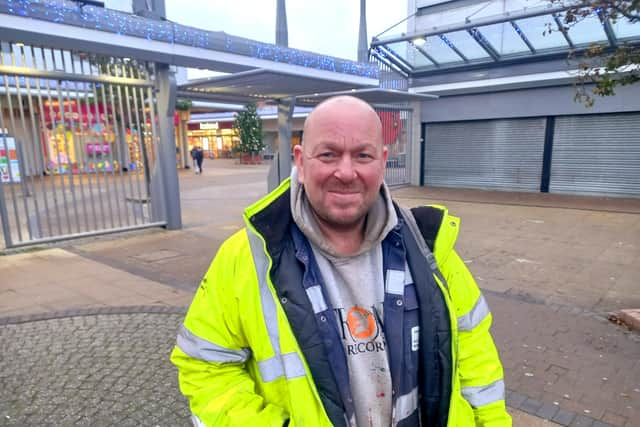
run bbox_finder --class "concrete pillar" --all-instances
[267,98,294,192]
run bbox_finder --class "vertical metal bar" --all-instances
[25,45,53,238]
[40,48,65,236]
[4,43,33,238]
[57,50,82,233]
[126,60,150,221]
[137,79,156,222]
[85,58,108,230]
[77,55,101,230]
[47,49,73,234]
[14,45,43,238]
[92,78,116,230]
[104,63,128,227]
[145,65,161,222]
[1,72,29,241]
[129,62,152,222]
[114,61,137,225]
[0,161,12,247]
[0,43,22,243]
[121,61,144,225]
[98,67,124,228]
[0,100,20,244]
[67,52,91,232]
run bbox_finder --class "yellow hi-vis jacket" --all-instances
[171,179,511,426]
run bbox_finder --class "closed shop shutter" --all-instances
[424,118,546,191]
[550,113,640,197]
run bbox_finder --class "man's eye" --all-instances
[318,152,335,159]
[357,153,374,160]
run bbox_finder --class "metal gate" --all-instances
[378,106,412,186]
[0,41,166,249]
[372,57,412,187]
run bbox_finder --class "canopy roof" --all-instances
[178,69,378,104]
[178,70,436,105]
[371,3,640,76]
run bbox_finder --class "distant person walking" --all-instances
[193,146,204,174]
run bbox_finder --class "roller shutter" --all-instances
[424,118,546,191]
[550,113,640,197]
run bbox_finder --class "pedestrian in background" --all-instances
[171,96,511,426]
[193,146,204,174]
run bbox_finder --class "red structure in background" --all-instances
[378,110,402,146]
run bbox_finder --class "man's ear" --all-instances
[293,145,305,183]
[382,146,389,164]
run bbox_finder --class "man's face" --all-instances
[293,98,387,231]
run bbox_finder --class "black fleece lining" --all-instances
[410,206,445,253]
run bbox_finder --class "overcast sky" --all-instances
[106,0,409,61]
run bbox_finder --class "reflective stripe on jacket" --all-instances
[170,178,512,426]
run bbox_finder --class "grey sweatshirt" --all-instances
[290,168,398,427]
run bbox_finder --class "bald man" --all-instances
[172,96,511,427]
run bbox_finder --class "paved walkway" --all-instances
[1,161,639,426]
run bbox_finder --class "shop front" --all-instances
[187,121,239,159]
[42,99,119,174]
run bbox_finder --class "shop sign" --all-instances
[86,143,111,155]
[199,122,219,130]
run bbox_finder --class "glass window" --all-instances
[421,35,465,64]
[514,15,570,50]
[560,11,608,45]
[610,16,640,40]
[384,42,434,68]
[442,30,492,60]
[475,22,529,55]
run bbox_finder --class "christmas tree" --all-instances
[233,103,264,155]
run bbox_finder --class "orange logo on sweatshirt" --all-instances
[346,306,376,339]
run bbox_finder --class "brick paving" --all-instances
[0,313,191,426]
[488,291,640,427]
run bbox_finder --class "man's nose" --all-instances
[334,155,356,181]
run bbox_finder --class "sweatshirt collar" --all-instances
[290,167,398,258]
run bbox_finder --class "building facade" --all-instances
[373,0,640,197]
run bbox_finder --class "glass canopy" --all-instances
[371,4,640,75]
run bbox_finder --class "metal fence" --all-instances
[371,57,412,187]
[377,105,412,187]
[0,41,165,249]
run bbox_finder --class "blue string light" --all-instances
[0,0,378,78]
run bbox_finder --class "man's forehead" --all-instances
[306,138,380,151]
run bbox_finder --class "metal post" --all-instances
[276,0,288,47]
[153,63,181,229]
[357,0,368,62]
[409,101,422,186]
[268,97,294,192]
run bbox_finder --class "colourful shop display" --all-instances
[0,137,21,183]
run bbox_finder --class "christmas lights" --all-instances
[0,0,378,78]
